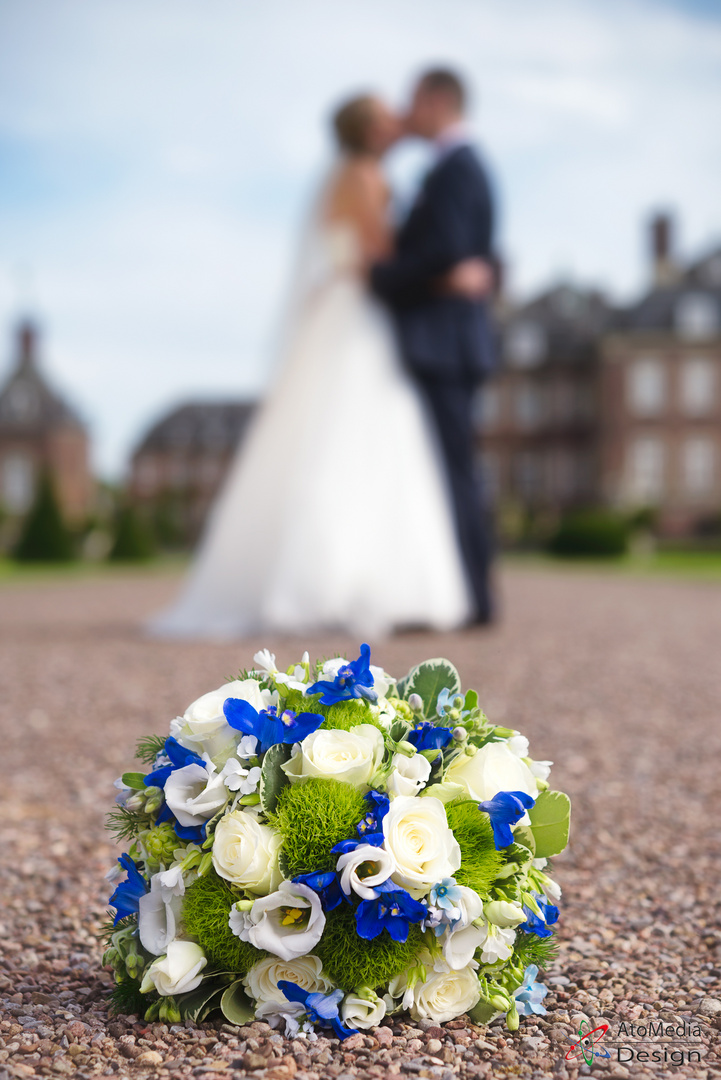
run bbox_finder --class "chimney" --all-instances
[650,212,677,287]
[16,320,38,370]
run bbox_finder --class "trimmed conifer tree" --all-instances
[108,504,155,561]
[13,470,75,562]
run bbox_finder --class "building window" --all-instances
[475,385,501,429]
[681,357,715,416]
[506,321,545,368]
[683,437,715,495]
[514,451,541,500]
[2,453,34,512]
[628,437,665,501]
[675,292,719,341]
[514,382,544,428]
[628,357,666,416]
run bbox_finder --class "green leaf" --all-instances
[259,743,292,815]
[464,689,478,711]
[176,980,225,1023]
[220,979,255,1026]
[401,658,461,717]
[528,790,571,858]
[469,999,500,1025]
[512,825,536,856]
[121,772,147,790]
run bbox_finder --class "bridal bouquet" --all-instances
[104,646,570,1038]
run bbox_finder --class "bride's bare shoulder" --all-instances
[325,158,389,217]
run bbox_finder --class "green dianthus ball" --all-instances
[182,871,266,973]
[270,778,366,877]
[314,903,424,990]
[446,800,504,897]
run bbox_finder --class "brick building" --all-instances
[481,218,721,534]
[0,321,92,522]
[129,401,257,545]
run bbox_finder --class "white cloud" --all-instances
[0,0,720,475]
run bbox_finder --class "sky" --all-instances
[1,0,720,478]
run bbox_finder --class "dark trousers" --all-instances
[417,376,493,622]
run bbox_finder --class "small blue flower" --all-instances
[407,721,453,752]
[519,893,559,938]
[292,871,346,912]
[223,700,324,754]
[307,644,377,705]
[355,881,427,943]
[108,854,148,924]
[429,878,462,912]
[478,790,536,849]
[144,736,205,788]
[513,964,549,1016]
[278,981,357,1041]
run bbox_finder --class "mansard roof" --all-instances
[133,400,257,456]
[0,321,84,435]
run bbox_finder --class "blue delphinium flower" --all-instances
[407,721,453,752]
[292,871,346,912]
[478,790,536,849]
[355,880,427,943]
[307,644,377,705]
[144,736,205,788]
[223,700,324,754]
[332,790,389,853]
[278,981,357,1041]
[519,893,559,938]
[513,964,549,1016]
[108,854,148,924]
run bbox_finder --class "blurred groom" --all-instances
[371,68,497,625]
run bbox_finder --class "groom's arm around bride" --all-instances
[370,68,497,624]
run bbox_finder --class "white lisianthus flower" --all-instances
[341,988,387,1029]
[386,752,432,798]
[164,761,229,827]
[221,758,262,795]
[383,796,461,894]
[212,810,282,894]
[444,741,538,806]
[282,725,384,789]
[476,920,516,964]
[138,875,183,956]
[483,899,526,927]
[236,881,325,961]
[170,679,272,761]
[409,962,481,1023]
[141,941,207,997]
[336,844,396,900]
[243,954,333,1011]
[369,665,394,701]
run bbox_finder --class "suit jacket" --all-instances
[371,144,496,384]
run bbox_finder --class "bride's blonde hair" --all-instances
[332,95,377,155]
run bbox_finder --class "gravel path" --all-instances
[1,566,720,1080]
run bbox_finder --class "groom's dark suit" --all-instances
[370,143,496,622]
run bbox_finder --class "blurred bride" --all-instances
[150,95,474,639]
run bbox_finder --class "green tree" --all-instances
[14,470,75,562]
[108,504,155,561]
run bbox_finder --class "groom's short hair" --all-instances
[417,68,466,111]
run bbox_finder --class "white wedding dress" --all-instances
[149,203,472,639]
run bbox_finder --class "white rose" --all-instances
[409,962,481,1024]
[383,796,461,894]
[337,843,396,900]
[386,752,431,798]
[238,881,325,961]
[171,679,272,760]
[282,725,384,788]
[444,741,538,804]
[141,940,207,997]
[138,874,183,956]
[483,900,526,927]
[212,810,282,894]
[341,988,387,1029]
[164,763,228,827]
[243,954,333,1009]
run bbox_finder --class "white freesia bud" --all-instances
[341,988,387,1029]
[141,941,207,997]
[386,751,431,798]
[452,727,468,742]
[138,875,183,956]
[444,741,538,805]
[212,810,282,894]
[483,900,526,928]
[383,796,461,894]
[237,881,325,961]
[408,963,481,1023]
[507,735,529,758]
[529,759,553,783]
[337,844,396,900]
[282,725,384,789]
[408,693,423,712]
[164,763,229,827]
